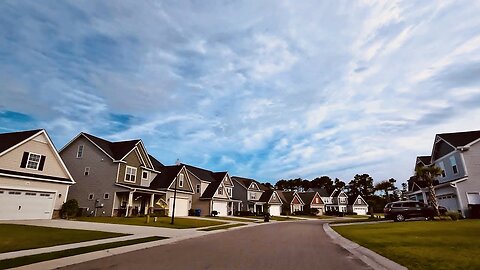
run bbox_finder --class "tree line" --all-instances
[267,174,409,212]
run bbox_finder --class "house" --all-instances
[298,192,325,215]
[327,189,348,212]
[232,176,266,214]
[407,130,480,217]
[347,194,369,215]
[258,189,283,216]
[307,187,332,207]
[149,165,195,217]
[59,132,194,217]
[0,129,75,220]
[277,191,304,214]
[185,164,239,216]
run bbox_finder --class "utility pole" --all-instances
[171,159,181,225]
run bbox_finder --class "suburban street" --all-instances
[62,220,372,270]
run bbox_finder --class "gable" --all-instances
[167,167,194,193]
[248,182,260,191]
[123,150,143,167]
[269,192,282,204]
[432,139,455,161]
[292,195,301,204]
[0,132,72,181]
[312,193,323,205]
[213,182,229,199]
[338,192,348,198]
[223,175,234,187]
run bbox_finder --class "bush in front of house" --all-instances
[446,211,461,221]
[236,211,255,216]
[61,199,79,219]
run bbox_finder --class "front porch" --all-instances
[247,201,266,214]
[113,191,166,217]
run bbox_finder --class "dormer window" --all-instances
[357,198,362,204]
[76,145,84,158]
[142,170,149,180]
[315,197,320,204]
[450,156,458,174]
[125,166,137,183]
[178,174,184,188]
[218,187,223,195]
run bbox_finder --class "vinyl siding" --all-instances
[434,151,467,184]
[118,151,143,185]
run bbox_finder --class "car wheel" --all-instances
[395,214,405,222]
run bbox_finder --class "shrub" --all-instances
[446,211,461,221]
[61,199,79,219]
[211,210,219,217]
[236,211,254,216]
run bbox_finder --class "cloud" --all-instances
[1,0,480,184]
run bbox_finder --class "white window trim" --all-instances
[104,193,110,200]
[125,166,137,183]
[26,152,41,170]
[196,184,201,194]
[218,187,223,195]
[88,193,94,200]
[178,174,184,188]
[84,167,90,176]
[141,170,149,180]
[450,156,458,175]
[76,145,84,158]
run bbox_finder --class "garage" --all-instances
[353,207,368,215]
[212,201,228,216]
[0,189,55,220]
[168,197,189,217]
[269,205,281,216]
[438,195,459,211]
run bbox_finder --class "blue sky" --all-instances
[1,1,480,184]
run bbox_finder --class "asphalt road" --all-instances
[62,220,372,270]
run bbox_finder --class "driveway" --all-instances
[61,220,372,270]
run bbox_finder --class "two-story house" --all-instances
[408,130,480,217]
[277,191,304,214]
[232,176,266,214]
[328,189,349,212]
[60,132,172,217]
[347,195,369,215]
[258,189,283,216]
[185,164,238,216]
[298,191,325,215]
[0,129,75,220]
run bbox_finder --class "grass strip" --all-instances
[330,218,384,224]
[75,216,225,229]
[0,236,166,269]
[207,216,255,222]
[0,224,127,253]
[199,223,246,231]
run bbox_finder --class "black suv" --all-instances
[384,201,447,222]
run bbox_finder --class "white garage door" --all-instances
[438,197,459,211]
[353,207,367,215]
[0,189,55,220]
[212,201,228,216]
[269,205,281,216]
[168,198,189,217]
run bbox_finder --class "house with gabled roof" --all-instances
[231,176,266,214]
[0,129,75,220]
[277,191,304,214]
[60,132,194,217]
[347,194,369,215]
[407,130,480,217]
[298,192,325,215]
[327,189,348,213]
[258,189,283,216]
[185,164,239,216]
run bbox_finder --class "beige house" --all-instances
[0,129,75,220]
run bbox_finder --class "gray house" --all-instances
[347,195,369,215]
[59,133,194,217]
[407,130,480,217]
[231,176,266,214]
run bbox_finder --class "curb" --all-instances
[323,223,407,270]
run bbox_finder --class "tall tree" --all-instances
[374,178,397,202]
[346,174,374,200]
[415,165,443,216]
[333,178,346,194]
[311,176,334,193]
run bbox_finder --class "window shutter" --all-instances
[20,152,29,168]
[38,155,46,171]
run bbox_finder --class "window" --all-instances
[84,167,90,176]
[9,191,21,195]
[340,198,346,203]
[439,162,446,177]
[196,184,201,194]
[450,156,458,174]
[104,193,110,200]
[25,192,36,196]
[315,198,320,204]
[125,166,137,182]
[227,188,232,196]
[26,153,41,170]
[76,145,84,158]
[88,193,94,200]
[178,173,184,188]
[142,171,149,180]
[218,188,223,195]
[250,193,256,200]
[357,198,362,204]
[40,193,50,197]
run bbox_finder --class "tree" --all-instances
[375,178,397,203]
[346,174,374,201]
[333,178,346,194]
[415,165,443,216]
[311,176,334,192]
[262,182,274,190]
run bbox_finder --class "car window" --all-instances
[402,202,416,207]
[392,203,402,208]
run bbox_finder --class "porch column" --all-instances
[238,202,241,212]
[253,204,256,213]
[422,191,428,203]
[150,194,155,209]
[126,191,133,217]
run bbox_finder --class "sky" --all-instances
[1,1,480,185]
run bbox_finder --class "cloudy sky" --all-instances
[1,1,480,184]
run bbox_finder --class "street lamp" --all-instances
[171,159,181,225]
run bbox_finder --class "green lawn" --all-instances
[330,217,384,224]
[0,224,126,253]
[0,236,165,269]
[205,216,255,223]
[247,216,294,221]
[198,223,247,231]
[75,216,226,229]
[293,215,335,219]
[333,220,480,270]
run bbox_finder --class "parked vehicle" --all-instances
[384,201,447,222]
